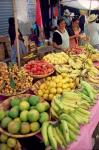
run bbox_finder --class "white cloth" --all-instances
[56,29,69,49]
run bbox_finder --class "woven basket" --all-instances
[0,94,40,138]
[31,79,46,95]
[29,69,54,79]
[0,89,29,97]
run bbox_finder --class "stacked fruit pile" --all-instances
[0,63,32,95]
[84,59,99,87]
[84,43,98,53]
[0,95,50,135]
[43,52,69,65]
[41,81,97,150]
[33,74,76,101]
[55,55,84,79]
[24,60,54,76]
[69,46,83,54]
[0,133,19,150]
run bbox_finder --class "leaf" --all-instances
[10,77,16,89]
[0,80,6,91]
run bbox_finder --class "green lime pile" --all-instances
[0,95,50,135]
[0,133,18,150]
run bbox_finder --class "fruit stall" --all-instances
[0,43,99,150]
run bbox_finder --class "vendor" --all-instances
[52,17,69,51]
[67,16,81,48]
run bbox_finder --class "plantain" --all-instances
[47,125,57,150]
[41,121,50,146]
[60,113,79,129]
[53,127,65,149]
[50,108,58,119]
[55,126,66,146]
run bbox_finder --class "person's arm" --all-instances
[53,42,63,50]
[69,34,79,39]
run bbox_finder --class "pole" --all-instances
[89,0,92,15]
[12,0,21,67]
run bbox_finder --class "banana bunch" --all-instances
[43,52,69,65]
[91,53,99,62]
[84,43,98,53]
[84,59,99,87]
[50,91,91,119]
[80,81,97,102]
[41,82,96,150]
[41,107,90,150]
[55,64,72,74]
[55,65,81,79]
[23,53,34,59]
[41,119,79,150]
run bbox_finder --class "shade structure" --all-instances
[61,0,99,10]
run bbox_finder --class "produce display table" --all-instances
[36,97,99,150]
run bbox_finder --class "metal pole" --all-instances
[89,0,92,15]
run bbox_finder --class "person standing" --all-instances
[85,14,99,50]
[8,17,27,63]
[52,17,69,51]
[67,16,81,48]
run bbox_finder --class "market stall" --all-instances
[0,41,99,149]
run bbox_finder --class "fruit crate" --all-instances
[0,94,40,138]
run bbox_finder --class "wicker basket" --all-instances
[31,79,46,95]
[0,89,29,97]
[0,94,40,138]
[29,69,54,79]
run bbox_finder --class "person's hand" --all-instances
[63,48,68,52]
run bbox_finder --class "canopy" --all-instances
[61,0,99,10]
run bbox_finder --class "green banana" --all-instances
[55,126,66,146]
[47,125,57,150]
[63,92,81,101]
[54,97,63,110]
[74,112,89,124]
[60,120,71,144]
[67,122,80,135]
[70,113,83,124]
[78,92,92,102]
[51,101,60,113]
[69,130,77,142]
[53,127,65,149]
[62,101,77,108]
[60,114,79,129]
[82,88,89,97]
[50,108,58,119]
[77,107,90,116]
[81,81,96,100]
[41,122,50,146]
